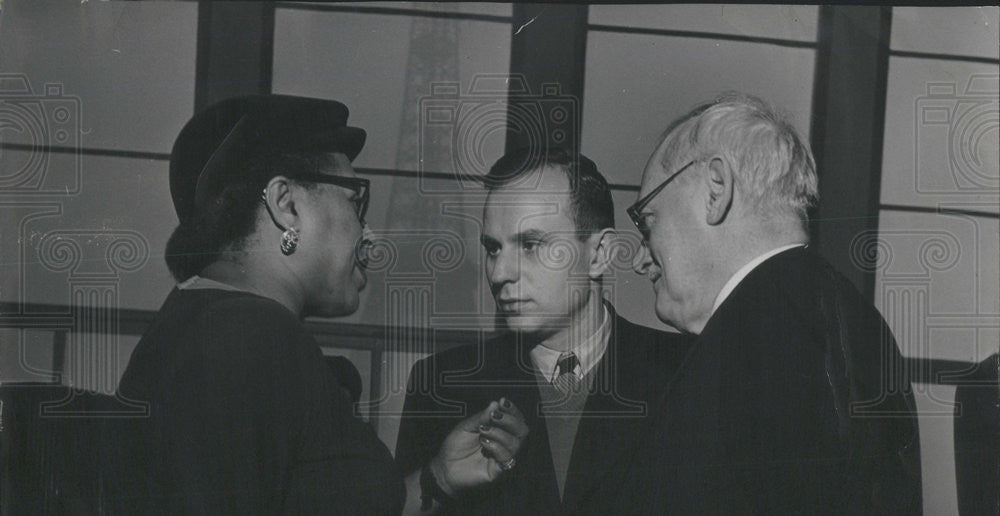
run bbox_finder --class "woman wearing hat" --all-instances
[116,95,527,513]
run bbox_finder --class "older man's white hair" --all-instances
[659,92,819,222]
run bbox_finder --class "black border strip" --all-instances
[890,49,1000,65]
[587,23,817,49]
[864,6,894,300]
[194,0,212,114]
[261,3,276,95]
[807,6,832,241]
[505,4,589,153]
[881,203,1000,220]
[275,2,513,24]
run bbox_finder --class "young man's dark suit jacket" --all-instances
[615,247,923,514]
[395,304,693,514]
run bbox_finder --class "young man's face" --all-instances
[481,166,594,340]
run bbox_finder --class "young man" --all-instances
[395,148,692,513]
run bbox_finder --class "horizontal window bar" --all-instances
[587,23,817,49]
[890,49,1000,66]
[0,143,171,161]
[358,167,642,192]
[880,203,1000,220]
[0,144,645,192]
[275,2,512,24]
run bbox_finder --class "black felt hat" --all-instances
[169,94,366,223]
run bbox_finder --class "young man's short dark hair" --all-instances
[484,147,615,239]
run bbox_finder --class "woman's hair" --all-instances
[164,152,331,281]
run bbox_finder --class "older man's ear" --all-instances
[705,157,733,225]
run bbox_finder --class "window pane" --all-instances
[0,1,197,153]
[880,58,999,213]
[273,9,511,174]
[892,7,999,59]
[0,151,176,310]
[582,31,815,185]
[874,210,998,363]
[589,5,819,43]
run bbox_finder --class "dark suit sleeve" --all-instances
[716,311,846,511]
[283,351,404,515]
[717,271,921,513]
[821,275,922,514]
[397,350,538,514]
[174,298,403,514]
[395,355,451,476]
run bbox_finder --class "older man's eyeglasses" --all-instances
[263,174,370,223]
[626,160,697,239]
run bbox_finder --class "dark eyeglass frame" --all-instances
[286,173,370,223]
[626,159,697,238]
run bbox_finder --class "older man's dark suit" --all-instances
[395,305,692,514]
[617,247,922,513]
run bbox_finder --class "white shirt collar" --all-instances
[177,275,250,293]
[530,305,612,383]
[710,244,807,317]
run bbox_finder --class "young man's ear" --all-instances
[705,157,733,225]
[588,228,617,280]
[263,175,301,230]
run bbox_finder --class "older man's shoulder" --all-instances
[750,247,876,317]
[614,313,693,347]
[612,313,695,372]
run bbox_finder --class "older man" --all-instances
[619,94,922,513]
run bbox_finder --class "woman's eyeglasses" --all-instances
[263,174,370,223]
